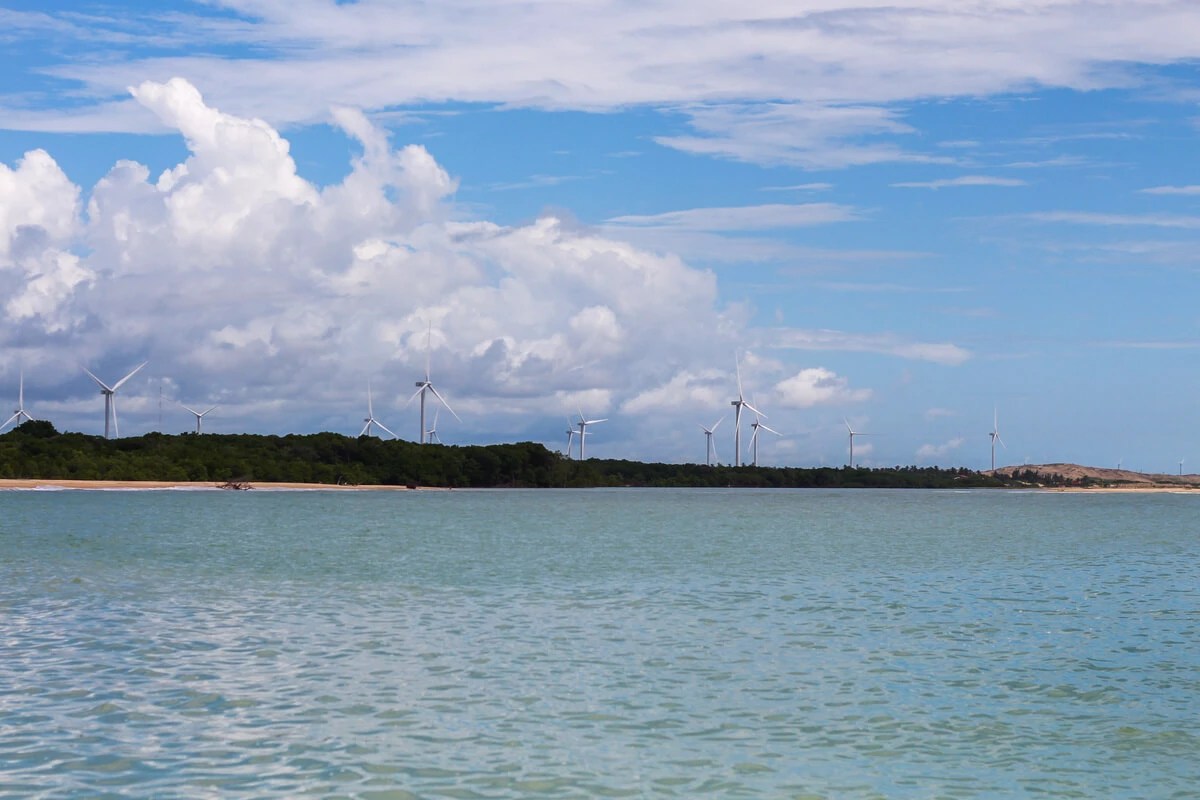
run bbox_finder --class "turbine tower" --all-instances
[2,370,36,431]
[748,413,781,467]
[730,353,762,467]
[988,408,1006,471]
[409,325,460,443]
[360,380,396,438]
[180,402,217,434]
[700,415,724,466]
[576,410,607,460]
[83,361,147,439]
[845,418,874,468]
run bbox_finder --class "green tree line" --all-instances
[0,420,1018,489]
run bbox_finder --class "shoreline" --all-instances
[0,478,1197,493]
[0,478,427,492]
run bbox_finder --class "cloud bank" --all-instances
[1,78,972,461]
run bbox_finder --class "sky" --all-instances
[3,0,1200,472]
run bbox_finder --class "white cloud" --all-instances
[773,367,870,409]
[2,79,753,444]
[891,175,1027,189]
[916,437,965,462]
[606,203,861,231]
[1026,211,1200,228]
[770,328,971,366]
[8,3,1200,168]
[1138,185,1200,195]
[621,369,729,414]
[761,183,833,192]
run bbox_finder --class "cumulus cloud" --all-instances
[917,437,965,462]
[773,367,870,409]
[1,79,744,444]
[0,77,978,461]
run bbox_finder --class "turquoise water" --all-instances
[1,488,1198,798]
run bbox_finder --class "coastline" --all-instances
[0,478,1197,493]
[0,478,425,492]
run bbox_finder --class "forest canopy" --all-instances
[0,420,1020,489]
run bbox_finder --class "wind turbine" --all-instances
[576,410,607,460]
[2,369,36,431]
[360,380,397,438]
[1180,458,1185,476]
[180,402,217,434]
[845,418,874,467]
[83,361,147,439]
[700,415,725,466]
[730,353,762,467]
[748,413,781,467]
[408,325,460,443]
[564,421,578,458]
[426,409,443,444]
[988,408,1005,471]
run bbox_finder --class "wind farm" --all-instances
[3,336,1198,480]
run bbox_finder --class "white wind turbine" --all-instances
[408,325,460,444]
[700,415,725,466]
[360,380,396,438]
[988,408,1006,471]
[426,409,443,444]
[180,402,218,434]
[730,353,763,467]
[1179,458,1185,476]
[564,421,578,458]
[83,361,147,439]
[748,413,781,467]
[2,369,36,431]
[845,418,874,468]
[576,410,607,460]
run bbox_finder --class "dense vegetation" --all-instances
[0,420,1017,489]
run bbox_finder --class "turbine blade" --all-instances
[376,421,398,439]
[360,420,372,436]
[735,352,744,399]
[112,361,148,391]
[180,403,200,416]
[427,385,461,422]
[997,435,1007,449]
[588,417,608,425]
[367,380,374,417]
[83,367,113,392]
[742,402,763,418]
[202,406,217,416]
[406,385,425,406]
[711,415,725,432]
[424,321,432,381]
[760,424,782,436]
[111,396,120,438]
[1,412,19,430]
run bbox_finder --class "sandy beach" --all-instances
[0,478,420,491]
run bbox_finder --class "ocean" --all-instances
[1,488,1197,798]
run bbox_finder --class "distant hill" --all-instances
[988,463,1200,488]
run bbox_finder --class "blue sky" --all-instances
[3,1,1200,472]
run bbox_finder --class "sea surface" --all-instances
[1,488,1198,798]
